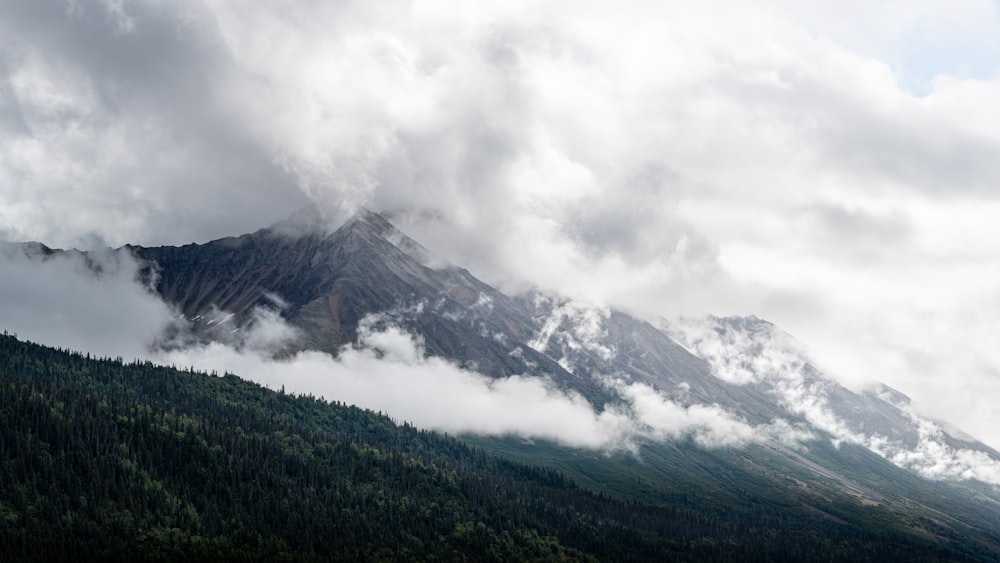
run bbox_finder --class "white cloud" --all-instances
[0,0,307,248]
[155,312,783,451]
[611,380,758,449]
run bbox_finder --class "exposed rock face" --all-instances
[130,209,604,397]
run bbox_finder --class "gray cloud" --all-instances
[0,243,175,358]
[0,0,306,247]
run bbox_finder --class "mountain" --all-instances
[131,208,1000,472]
[129,209,606,400]
[8,207,1000,558]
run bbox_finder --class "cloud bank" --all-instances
[155,312,797,451]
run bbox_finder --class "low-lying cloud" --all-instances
[0,245,805,453]
[156,312,792,451]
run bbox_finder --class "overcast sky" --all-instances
[3,0,1000,448]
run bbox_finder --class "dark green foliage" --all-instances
[0,332,991,561]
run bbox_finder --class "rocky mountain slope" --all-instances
[130,209,604,398]
[130,209,1000,485]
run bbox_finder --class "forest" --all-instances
[0,332,989,561]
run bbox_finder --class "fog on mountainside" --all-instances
[3,208,1000,491]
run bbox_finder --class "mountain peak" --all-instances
[132,204,465,352]
[267,204,400,242]
[337,207,396,238]
[330,208,448,271]
[348,207,390,225]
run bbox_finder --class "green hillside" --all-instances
[0,332,990,561]
[466,432,1000,560]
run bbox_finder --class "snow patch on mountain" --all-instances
[667,315,1000,487]
[666,316,862,437]
[877,405,1000,485]
[528,295,616,371]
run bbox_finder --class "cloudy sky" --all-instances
[3,0,1000,448]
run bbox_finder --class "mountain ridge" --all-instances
[123,209,1000,486]
[129,208,605,398]
[7,207,1000,557]
[16,207,1000,477]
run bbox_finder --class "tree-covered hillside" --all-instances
[0,333,988,561]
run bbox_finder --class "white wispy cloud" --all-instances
[156,310,788,451]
